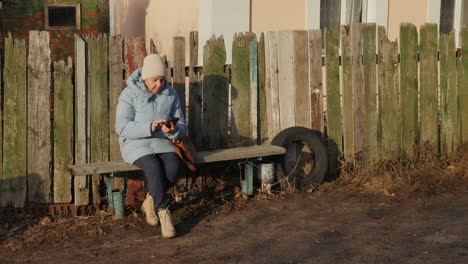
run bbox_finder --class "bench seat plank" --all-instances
[196,144,285,163]
[69,144,286,176]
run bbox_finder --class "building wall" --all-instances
[113,0,149,37]
[144,0,198,65]
[0,0,104,61]
[199,0,250,64]
[251,0,307,34]
[387,0,428,41]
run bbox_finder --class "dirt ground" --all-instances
[1,161,467,264]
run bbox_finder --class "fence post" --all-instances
[1,34,27,208]
[362,24,378,161]
[293,30,311,129]
[378,26,400,160]
[188,32,203,149]
[27,31,52,203]
[202,36,229,150]
[461,28,468,145]
[250,38,258,145]
[440,31,459,158]
[342,26,354,162]
[277,31,295,131]
[309,30,324,136]
[325,27,342,174]
[419,24,439,153]
[109,35,125,192]
[400,23,419,161]
[257,33,268,144]
[173,36,186,116]
[74,34,90,206]
[88,34,109,204]
[232,32,256,147]
[124,37,146,78]
[265,31,281,143]
[53,58,74,203]
[352,23,365,161]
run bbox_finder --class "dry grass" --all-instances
[318,148,468,198]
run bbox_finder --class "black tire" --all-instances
[271,126,328,191]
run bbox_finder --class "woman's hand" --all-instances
[161,123,178,134]
[151,120,166,132]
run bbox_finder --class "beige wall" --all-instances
[113,0,150,37]
[387,0,428,41]
[251,0,307,34]
[145,0,199,65]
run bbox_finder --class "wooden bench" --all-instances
[68,144,286,218]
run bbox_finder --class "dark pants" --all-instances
[133,153,181,209]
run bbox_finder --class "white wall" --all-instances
[199,0,250,64]
[364,0,388,29]
[428,0,442,24]
[454,0,463,47]
[307,0,321,30]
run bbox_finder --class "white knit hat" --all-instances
[141,54,166,80]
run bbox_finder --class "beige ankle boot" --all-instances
[158,208,176,239]
[141,193,159,226]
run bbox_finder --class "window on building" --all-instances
[45,3,81,30]
[440,0,455,33]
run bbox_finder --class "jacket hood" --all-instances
[126,68,169,100]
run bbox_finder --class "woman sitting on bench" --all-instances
[115,54,185,239]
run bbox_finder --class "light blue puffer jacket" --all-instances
[115,68,186,164]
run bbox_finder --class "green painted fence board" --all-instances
[400,23,419,161]
[419,24,439,153]
[352,24,365,160]
[53,58,74,203]
[258,33,267,144]
[457,47,463,149]
[27,31,52,203]
[341,26,354,162]
[325,27,342,172]
[88,34,109,204]
[231,33,256,147]
[1,35,27,208]
[440,32,458,158]
[250,38,258,144]
[173,36,186,116]
[378,26,400,160]
[461,28,468,145]
[362,24,378,161]
[188,32,203,149]
[202,36,229,150]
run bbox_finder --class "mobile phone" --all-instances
[165,117,179,128]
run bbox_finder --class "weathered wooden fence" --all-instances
[0,23,466,208]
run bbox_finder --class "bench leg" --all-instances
[105,175,114,208]
[112,192,124,219]
[105,174,125,220]
[241,163,254,198]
